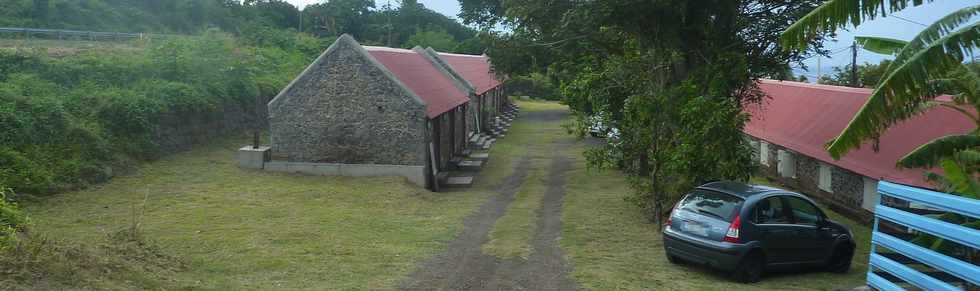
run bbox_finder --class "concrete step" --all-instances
[443,175,474,188]
[468,152,490,160]
[456,160,483,171]
[462,149,472,156]
[482,140,494,150]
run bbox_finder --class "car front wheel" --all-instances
[826,245,854,273]
[732,252,764,283]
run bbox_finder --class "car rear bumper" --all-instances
[662,227,749,271]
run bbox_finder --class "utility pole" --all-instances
[299,9,302,33]
[851,41,858,87]
[816,55,821,82]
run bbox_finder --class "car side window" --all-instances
[753,197,791,224]
[786,196,821,226]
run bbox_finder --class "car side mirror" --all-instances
[817,218,831,230]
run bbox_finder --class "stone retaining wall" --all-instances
[154,99,266,154]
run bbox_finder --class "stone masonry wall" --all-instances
[154,99,266,154]
[268,40,427,165]
[747,135,873,224]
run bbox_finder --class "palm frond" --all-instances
[954,149,980,165]
[885,5,980,71]
[826,22,980,158]
[938,159,980,199]
[898,134,980,168]
[781,0,931,50]
[856,36,907,55]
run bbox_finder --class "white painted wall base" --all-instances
[263,161,426,187]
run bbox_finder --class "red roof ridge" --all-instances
[760,79,873,94]
[363,46,416,53]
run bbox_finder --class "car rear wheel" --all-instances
[826,245,854,273]
[732,252,764,283]
[666,254,682,264]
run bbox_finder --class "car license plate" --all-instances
[685,223,708,237]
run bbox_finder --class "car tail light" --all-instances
[723,215,741,243]
[664,202,680,227]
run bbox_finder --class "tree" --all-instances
[816,60,892,88]
[464,0,825,225]
[404,28,457,52]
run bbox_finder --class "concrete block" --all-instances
[446,176,474,187]
[459,160,483,168]
[237,146,271,169]
[469,153,490,159]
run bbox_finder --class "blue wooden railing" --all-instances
[868,181,980,290]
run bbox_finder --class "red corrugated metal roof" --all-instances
[365,46,469,118]
[436,52,502,95]
[745,79,975,189]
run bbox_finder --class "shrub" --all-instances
[0,184,29,250]
[0,29,321,194]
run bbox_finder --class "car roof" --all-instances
[695,181,785,199]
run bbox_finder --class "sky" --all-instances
[285,0,462,19]
[795,0,980,79]
[285,0,978,79]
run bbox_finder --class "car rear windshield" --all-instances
[677,189,744,222]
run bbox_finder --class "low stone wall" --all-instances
[154,99,266,155]
[264,161,426,186]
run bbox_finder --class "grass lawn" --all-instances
[21,135,496,290]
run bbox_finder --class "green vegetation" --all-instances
[816,60,892,88]
[0,30,320,194]
[0,0,486,54]
[504,72,560,101]
[18,135,495,289]
[461,0,828,225]
[0,184,28,249]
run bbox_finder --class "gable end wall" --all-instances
[268,36,427,165]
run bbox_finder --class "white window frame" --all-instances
[777,150,796,178]
[861,177,878,211]
[819,162,833,193]
[760,141,770,166]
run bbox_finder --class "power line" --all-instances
[892,15,929,27]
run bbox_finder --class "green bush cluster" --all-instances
[0,184,28,249]
[504,73,560,101]
[0,30,321,194]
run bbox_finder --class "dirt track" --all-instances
[398,108,583,290]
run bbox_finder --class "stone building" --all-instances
[744,79,975,222]
[265,35,470,190]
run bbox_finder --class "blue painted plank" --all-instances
[875,205,980,250]
[867,272,904,291]
[878,181,980,219]
[869,253,959,291]
[873,232,980,286]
